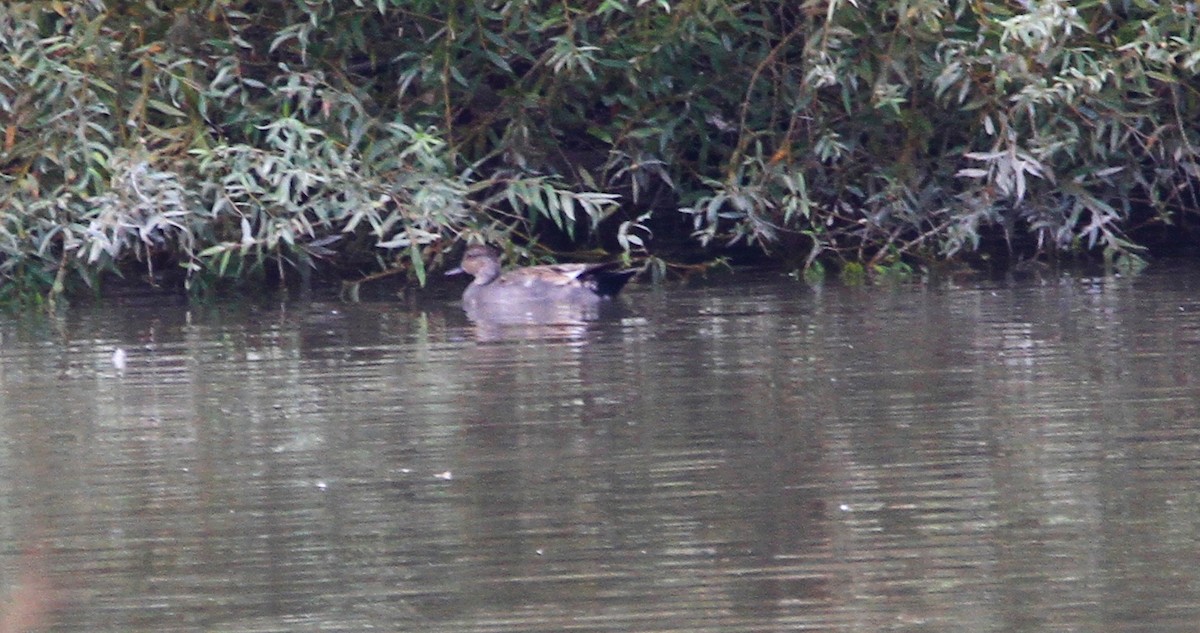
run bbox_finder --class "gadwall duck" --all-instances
[445,245,636,314]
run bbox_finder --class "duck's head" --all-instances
[445,245,502,284]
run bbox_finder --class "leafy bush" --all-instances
[678,0,1200,267]
[0,1,625,305]
[1,0,1197,307]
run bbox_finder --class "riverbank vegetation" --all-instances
[2,0,1198,307]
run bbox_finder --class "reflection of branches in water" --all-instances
[0,542,56,633]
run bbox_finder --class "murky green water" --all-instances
[3,266,1200,632]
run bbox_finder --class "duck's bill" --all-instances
[445,267,465,276]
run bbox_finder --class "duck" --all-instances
[445,245,636,318]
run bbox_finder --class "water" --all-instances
[2,267,1200,632]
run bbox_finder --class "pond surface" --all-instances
[3,265,1200,632]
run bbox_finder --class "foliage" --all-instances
[678,0,1200,268]
[1,0,1198,307]
[0,0,624,305]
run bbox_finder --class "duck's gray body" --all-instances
[446,245,636,321]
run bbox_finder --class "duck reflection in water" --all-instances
[445,244,637,327]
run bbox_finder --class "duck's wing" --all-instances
[497,262,635,295]
[499,263,598,286]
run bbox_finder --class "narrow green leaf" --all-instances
[409,241,426,286]
[147,99,186,118]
